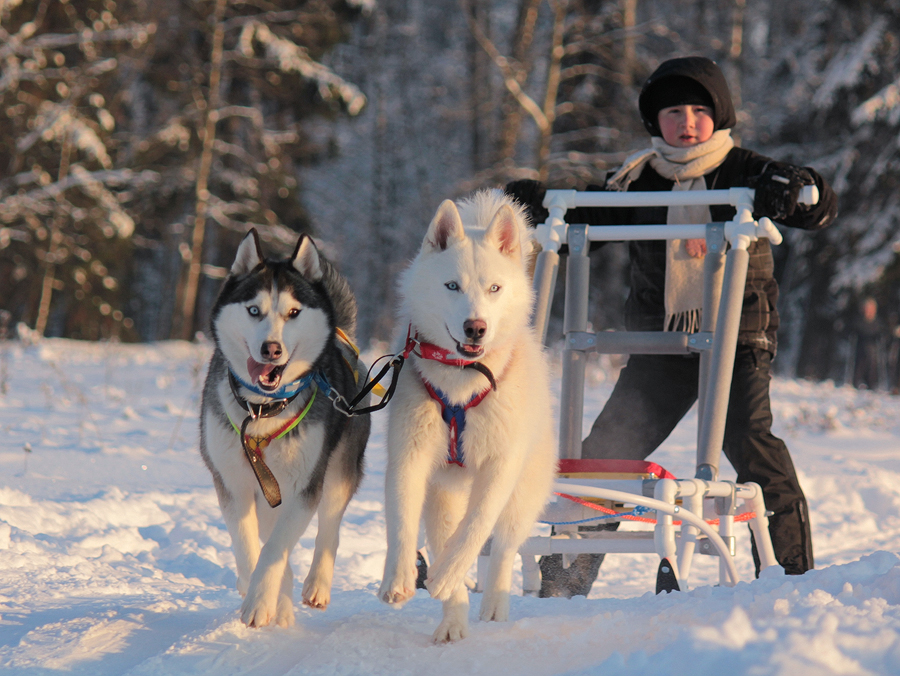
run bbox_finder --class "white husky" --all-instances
[378,190,556,642]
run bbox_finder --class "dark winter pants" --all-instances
[580,346,814,576]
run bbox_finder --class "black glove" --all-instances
[504,179,548,226]
[749,163,815,221]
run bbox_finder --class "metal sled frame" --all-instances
[479,185,816,594]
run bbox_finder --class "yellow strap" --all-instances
[335,327,361,385]
[335,327,359,358]
[335,327,386,397]
[274,387,316,439]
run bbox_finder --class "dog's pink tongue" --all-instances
[247,357,277,384]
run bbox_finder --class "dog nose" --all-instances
[261,341,282,360]
[463,319,487,341]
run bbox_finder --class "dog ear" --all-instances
[424,200,465,252]
[484,204,521,258]
[292,234,324,281]
[231,229,264,275]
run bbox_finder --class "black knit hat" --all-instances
[639,57,737,137]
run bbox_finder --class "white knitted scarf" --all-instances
[606,129,734,332]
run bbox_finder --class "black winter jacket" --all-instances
[572,146,838,354]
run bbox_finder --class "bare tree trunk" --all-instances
[466,0,492,172]
[34,135,72,337]
[176,0,228,340]
[537,0,568,181]
[728,0,745,109]
[622,0,637,86]
[461,0,567,181]
[496,0,542,165]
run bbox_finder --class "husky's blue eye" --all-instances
[489,284,501,293]
[445,281,459,292]
[288,308,301,319]
[247,306,260,317]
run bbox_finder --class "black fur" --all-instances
[201,233,368,509]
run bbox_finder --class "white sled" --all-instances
[477,184,818,594]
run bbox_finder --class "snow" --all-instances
[2,339,900,675]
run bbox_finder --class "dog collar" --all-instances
[405,325,497,390]
[227,369,325,510]
[228,367,315,401]
[227,386,317,453]
[418,340,476,367]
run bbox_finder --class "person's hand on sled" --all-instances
[750,163,815,221]
[685,238,707,258]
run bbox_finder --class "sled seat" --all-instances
[556,459,677,514]
[498,458,777,596]
[558,458,675,480]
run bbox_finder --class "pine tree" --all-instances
[740,0,900,382]
[0,0,367,341]
[0,0,155,339]
[123,0,367,340]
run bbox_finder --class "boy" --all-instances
[507,56,838,598]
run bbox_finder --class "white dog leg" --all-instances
[379,434,433,608]
[433,585,470,643]
[241,498,317,627]
[481,456,555,621]
[218,483,262,598]
[303,455,356,610]
[275,561,295,627]
[425,462,520,602]
[479,510,530,622]
[425,484,470,642]
[479,543,516,622]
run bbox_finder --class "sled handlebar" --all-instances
[534,186,818,252]
[541,185,819,210]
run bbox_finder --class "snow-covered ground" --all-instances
[2,339,900,675]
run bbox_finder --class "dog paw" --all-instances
[479,592,510,622]
[378,577,416,608]
[423,554,470,602]
[240,583,279,627]
[302,580,331,610]
[424,569,462,602]
[432,618,469,644]
[275,595,296,628]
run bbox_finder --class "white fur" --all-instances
[379,190,556,643]
[216,287,330,392]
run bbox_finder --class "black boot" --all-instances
[415,550,428,589]
[538,552,604,598]
[538,522,619,598]
[751,499,814,576]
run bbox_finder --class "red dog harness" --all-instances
[422,381,491,467]
[404,325,495,467]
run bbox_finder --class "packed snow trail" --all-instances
[1,340,900,675]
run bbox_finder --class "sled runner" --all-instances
[477,185,818,594]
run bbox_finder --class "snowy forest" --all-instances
[1,0,900,383]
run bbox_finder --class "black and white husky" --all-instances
[201,229,370,628]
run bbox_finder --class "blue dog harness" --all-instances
[422,380,491,467]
